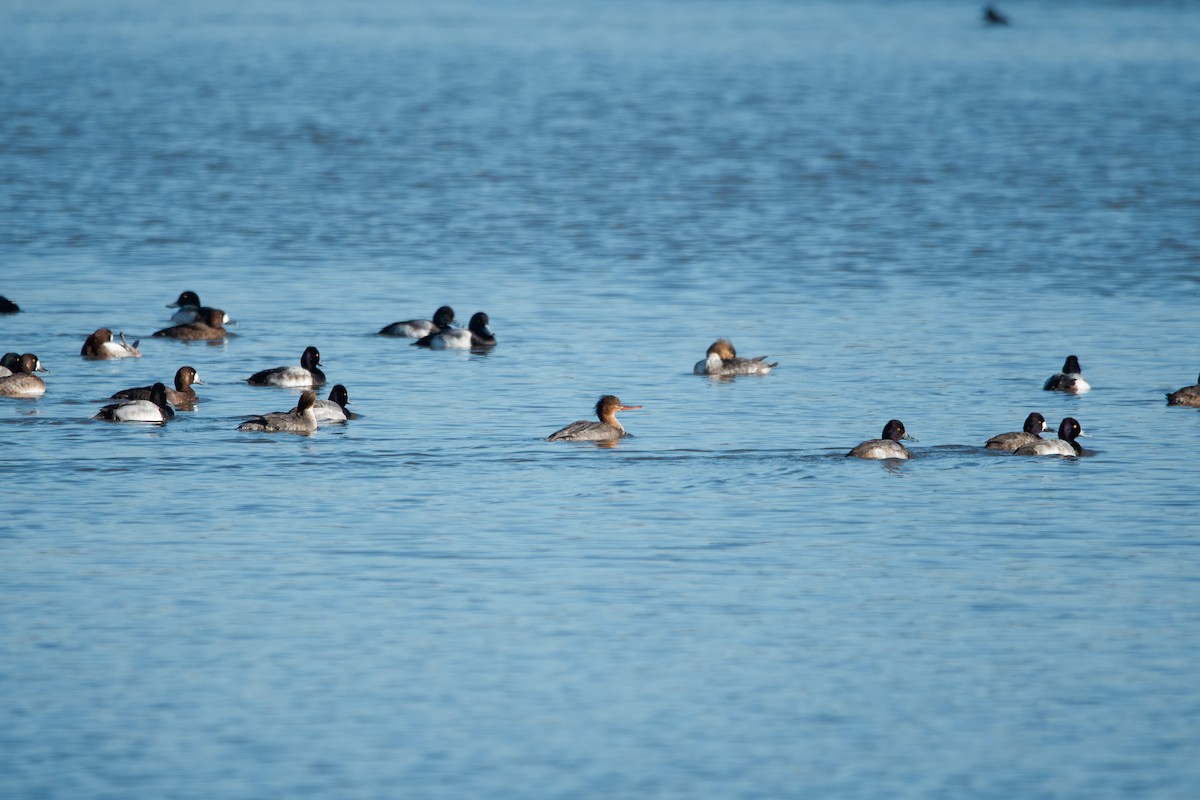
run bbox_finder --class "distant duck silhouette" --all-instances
[0,295,19,314]
[984,6,1009,26]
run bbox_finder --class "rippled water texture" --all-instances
[3,1,1200,797]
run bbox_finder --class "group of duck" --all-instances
[4,292,1200,454]
[0,291,495,434]
[552,349,1108,458]
[846,355,1195,459]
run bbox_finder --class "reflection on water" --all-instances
[3,0,1200,798]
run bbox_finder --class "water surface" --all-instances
[3,1,1199,797]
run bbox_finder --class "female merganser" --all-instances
[1044,355,1090,394]
[238,390,318,434]
[153,307,229,341]
[95,382,175,423]
[379,306,455,338]
[313,384,353,423]
[693,339,777,376]
[847,419,915,460]
[167,291,231,325]
[416,311,495,349]
[1015,417,1084,456]
[246,346,326,387]
[1166,372,1200,407]
[985,412,1050,451]
[81,328,141,359]
[0,354,49,397]
[112,366,203,407]
[547,395,642,442]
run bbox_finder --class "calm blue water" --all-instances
[3,1,1200,797]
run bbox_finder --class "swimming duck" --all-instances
[246,346,326,387]
[313,384,353,423]
[0,352,21,377]
[847,420,915,460]
[0,296,19,314]
[379,306,455,338]
[95,382,175,423]
[985,412,1050,452]
[415,311,495,349]
[547,395,642,442]
[238,390,318,434]
[81,328,141,359]
[1014,417,1084,457]
[167,291,231,325]
[153,307,229,340]
[1044,355,1090,394]
[983,6,1009,26]
[111,366,203,407]
[0,354,48,397]
[1166,373,1200,407]
[693,339,778,376]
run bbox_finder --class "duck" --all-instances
[1044,355,1090,394]
[415,311,495,349]
[0,354,49,397]
[95,382,175,423]
[693,339,778,376]
[246,346,326,387]
[237,390,318,434]
[379,306,455,338]
[111,366,203,407]
[1166,373,1200,407]
[153,307,229,340]
[547,395,642,442]
[166,291,231,325]
[985,412,1050,452]
[81,328,141,359]
[313,384,353,423]
[847,420,915,460]
[0,352,21,377]
[983,6,1009,26]
[0,295,19,314]
[1015,417,1084,457]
